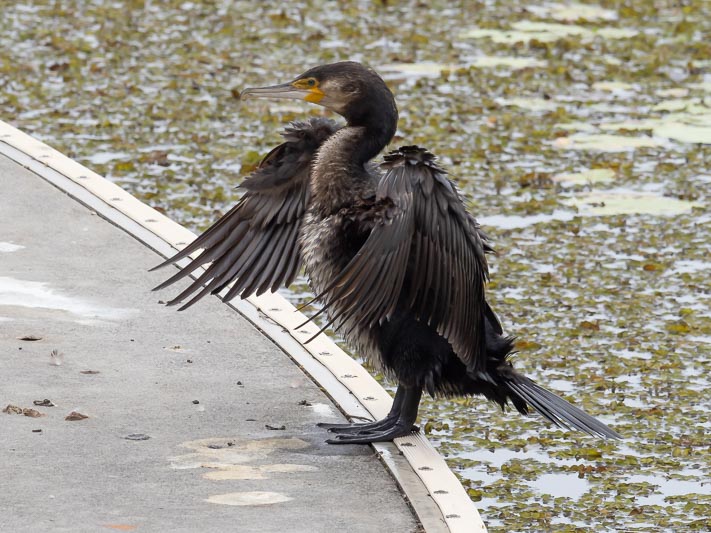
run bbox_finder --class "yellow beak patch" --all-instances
[304,88,325,103]
[292,78,325,103]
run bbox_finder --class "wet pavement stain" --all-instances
[205,491,293,507]
[0,242,24,253]
[203,463,318,481]
[0,276,137,325]
[170,437,315,504]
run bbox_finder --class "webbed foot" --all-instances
[323,384,422,444]
[326,422,418,444]
[318,415,398,434]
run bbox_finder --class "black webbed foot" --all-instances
[323,384,422,444]
[316,418,378,431]
[318,415,398,434]
[326,422,418,444]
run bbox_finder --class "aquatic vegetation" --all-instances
[1,1,709,530]
[552,168,615,186]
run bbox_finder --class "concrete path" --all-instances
[0,152,419,533]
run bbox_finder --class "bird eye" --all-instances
[307,78,316,86]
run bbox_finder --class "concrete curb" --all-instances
[0,119,487,533]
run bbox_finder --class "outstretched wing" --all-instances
[309,146,493,373]
[152,118,340,309]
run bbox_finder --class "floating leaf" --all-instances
[562,191,701,216]
[470,56,547,70]
[379,62,458,78]
[498,97,559,112]
[653,122,711,144]
[381,57,547,77]
[515,340,542,351]
[592,81,636,92]
[460,20,635,44]
[554,133,661,151]
[666,321,691,334]
[553,168,615,186]
[526,2,618,22]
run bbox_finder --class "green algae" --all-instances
[1,1,709,531]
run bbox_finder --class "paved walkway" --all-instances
[0,153,419,533]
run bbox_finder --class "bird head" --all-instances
[240,61,397,128]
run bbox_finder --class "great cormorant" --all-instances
[153,61,619,443]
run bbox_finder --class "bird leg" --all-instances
[317,384,406,433]
[326,386,422,444]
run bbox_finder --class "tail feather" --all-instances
[506,374,621,439]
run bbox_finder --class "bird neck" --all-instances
[310,108,397,216]
[346,99,398,164]
[310,127,372,216]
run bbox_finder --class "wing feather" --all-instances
[307,146,492,373]
[153,118,340,307]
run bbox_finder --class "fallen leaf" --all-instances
[3,404,23,415]
[23,408,45,418]
[124,434,150,441]
[265,424,286,431]
[33,399,55,407]
[65,411,89,421]
[17,335,42,341]
[80,370,100,375]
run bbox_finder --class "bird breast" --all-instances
[300,211,381,367]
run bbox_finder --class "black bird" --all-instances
[153,61,619,443]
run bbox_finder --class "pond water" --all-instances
[1,1,709,531]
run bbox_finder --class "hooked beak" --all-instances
[240,83,306,101]
[240,82,325,103]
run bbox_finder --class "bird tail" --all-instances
[503,372,621,439]
[481,316,619,439]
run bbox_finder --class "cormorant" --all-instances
[153,61,619,443]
